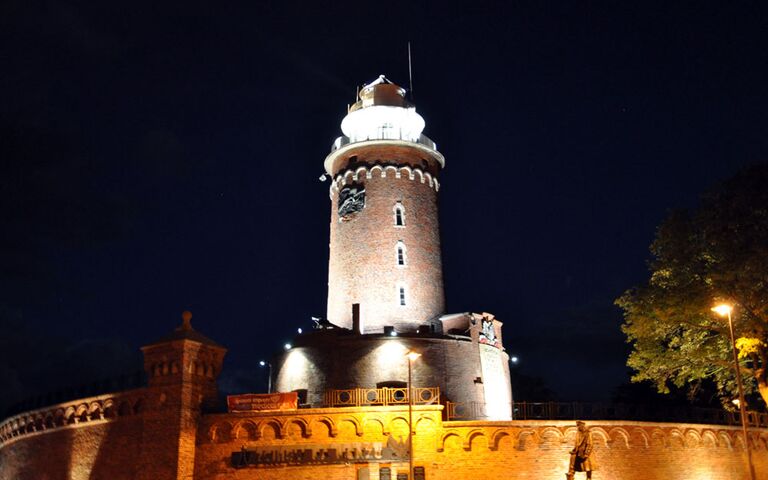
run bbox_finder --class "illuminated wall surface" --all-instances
[478,344,512,420]
[2,399,768,480]
[273,329,511,417]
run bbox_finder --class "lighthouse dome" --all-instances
[340,75,426,144]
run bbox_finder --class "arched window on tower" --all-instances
[393,202,405,227]
[396,241,406,266]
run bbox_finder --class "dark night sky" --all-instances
[1,1,767,411]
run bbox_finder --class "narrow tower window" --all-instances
[394,202,405,226]
[396,241,406,266]
[399,286,406,306]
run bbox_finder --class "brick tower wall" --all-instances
[4,399,768,480]
[326,145,445,333]
[274,334,491,409]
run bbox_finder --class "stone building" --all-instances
[1,76,767,480]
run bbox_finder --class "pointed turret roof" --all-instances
[364,74,396,88]
[145,311,224,348]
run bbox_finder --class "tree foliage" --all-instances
[617,163,768,409]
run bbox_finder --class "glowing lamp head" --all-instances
[259,360,266,367]
[406,351,421,362]
[510,356,519,364]
[339,75,425,144]
[284,343,292,350]
[711,304,733,317]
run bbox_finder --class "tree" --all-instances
[617,163,768,409]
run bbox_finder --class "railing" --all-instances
[0,388,147,446]
[446,401,497,420]
[3,370,146,419]
[323,387,440,408]
[445,401,768,427]
[330,134,438,153]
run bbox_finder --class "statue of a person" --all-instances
[566,421,595,480]
[479,314,497,344]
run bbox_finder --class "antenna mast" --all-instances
[408,42,414,100]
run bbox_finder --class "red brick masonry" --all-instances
[2,398,767,480]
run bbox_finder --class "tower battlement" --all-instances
[330,165,440,197]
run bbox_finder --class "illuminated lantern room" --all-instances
[340,75,426,144]
[325,75,444,176]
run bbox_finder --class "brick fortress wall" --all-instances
[3,393,767,479]
[0,390,145,480]
[198,405,768,480]
[0,314,227,480]
[327,145,445,333]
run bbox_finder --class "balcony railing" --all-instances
[445,401,768,427]
[331,134,438,153]
[323,387,440,408]
[3,371,146,419]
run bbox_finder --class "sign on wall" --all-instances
[226,392,298,412]
[231,438,411,468]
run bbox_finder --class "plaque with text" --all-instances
[227,392,298,412]
[231,440,409,468]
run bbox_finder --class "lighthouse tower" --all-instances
[274,76,512,420]
[325,75,445,333]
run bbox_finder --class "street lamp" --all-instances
[259,360,273,394]
[509,356,519,420]
[712,303,755,480]
[406,351,421,480]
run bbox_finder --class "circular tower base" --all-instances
[273,326,512,421]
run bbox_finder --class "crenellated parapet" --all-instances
[200,408,768,453]
[0,388,147,447]
[330,164,440,198]
[3,398,768,480]
[436,420,768,452]
[200,405,444,444]
[192,406,768,480]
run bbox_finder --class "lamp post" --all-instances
[509,356,519,420]
[259,360,272,394]
[406,351,421,480]
[712,304,755,480]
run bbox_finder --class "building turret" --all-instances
[138,311,226,480]
[325,75,446,333]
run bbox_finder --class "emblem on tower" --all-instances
[337,185,365,219]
